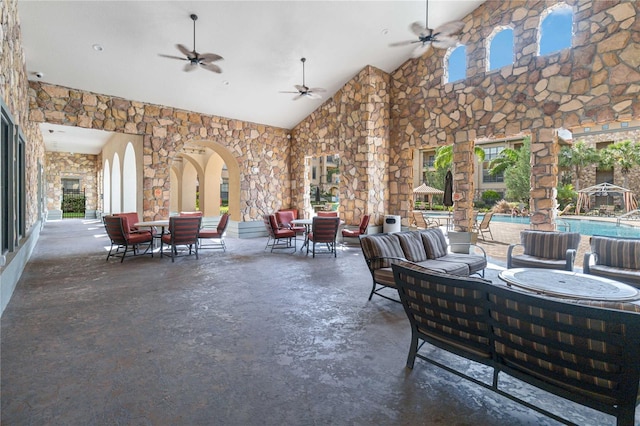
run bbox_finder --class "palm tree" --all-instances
[433,144,485,171]
[599,140,640,188]
[558,140,599,191]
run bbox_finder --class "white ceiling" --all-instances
[18,0,484,154]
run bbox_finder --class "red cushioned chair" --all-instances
[307,217,340,258]
[198,213,230,251]
[263,214,296,252]
[160,216,202,262]
[104,215,153,262]
[317,211,338,217]
[113,212,153,237]
[276,210,305,240]
[341,214,370,243]
[179,211,203,217]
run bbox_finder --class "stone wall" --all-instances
[45,152,98,211]
[28,82,290,221]
[1,0,46,230]
[389,0,640,229]
[291,66,390,226]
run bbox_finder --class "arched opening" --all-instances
[111,154,121,213]
[171,140,241,221]
[487,26,514,71]
[444,45,466,84]
[103,159,111,214]
[122,142,137,212]
[539,3,573,56]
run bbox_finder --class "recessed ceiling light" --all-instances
[92,44,104,52]
[381,29,390,35]
[223,80,230,86]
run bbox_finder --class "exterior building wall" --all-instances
[28,81,290,222]
[45,152,98,212]
[291,66,391,227]
[1,0,46,229]
[571,121,640,193]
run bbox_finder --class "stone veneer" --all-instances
[16,0,640,231]
[45,152,98,212]
[1,0,46,230]
[28,82,290,222]
[389,0,639,230]
[291,66,390,226]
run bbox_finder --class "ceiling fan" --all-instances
[390,0,464,58]
[280,58,326,100]
[159,14,223,73]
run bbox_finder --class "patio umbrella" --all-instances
[413,183,444,209]
[443,171,453,207]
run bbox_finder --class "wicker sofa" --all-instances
[583,236,640,287]
[392,262,640,426]
[359,228,487,302]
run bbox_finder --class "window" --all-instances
[1,99,26,255]
[487,27,514,71]
[422,153,435,169]
[445,45,466,83]
[539,4,573,55]
[482,146,504,183]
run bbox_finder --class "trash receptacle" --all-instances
[383,215,401,233]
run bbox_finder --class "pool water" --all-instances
[426,212,640,238]
[489,214,640,238]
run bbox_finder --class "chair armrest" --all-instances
[365,255,409,270]
[506,243,524,269]
[448,243,486,258]
[469,243,487,258]
[583,252,598,274]
[565,249,577,271]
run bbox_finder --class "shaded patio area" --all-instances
[1,219,627,425]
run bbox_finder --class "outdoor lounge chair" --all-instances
[263,214,296,252]
[307,216,340,257]
[103,215,154,262]
[412,211,438,229]
[341,214,370,242]
[160,216,202,262]
[507,230,581,271]
[473,211,494,240]
[198,213,229,251]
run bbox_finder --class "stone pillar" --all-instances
[530,129,558,231]
[452,132,475,232]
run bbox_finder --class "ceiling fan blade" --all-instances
[307,93,323,100]
[308,87,326,93]
[199,53,223,63]
[434,20,465,36]
[279,91,299,94]
[410,22,427,37]
[201,62,222,73]
[411,42,432,58]
[184,62,197,72]
[389,40,419,47]
[432,35,458,50]
[294,84,307,93]
[158,54,188,61]
[292,94,304,101]
[176,44,193,58]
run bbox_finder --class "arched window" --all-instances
[487,27,514,71]
[539,4,573,55]
[445,45,466,84]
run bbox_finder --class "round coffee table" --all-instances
[498,268,640,301]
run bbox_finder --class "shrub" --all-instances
[492,199,512,214]
[482,190,502,206]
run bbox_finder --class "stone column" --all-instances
[452,132,475,232]
[530,128,558,231]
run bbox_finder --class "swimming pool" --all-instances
[426,212,640,238]
[489,214,640,238]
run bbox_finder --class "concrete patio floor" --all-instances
[0,219,630,425]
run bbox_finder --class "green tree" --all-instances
[599,140,640,188]
[503,138,531,203]
[558,140,599,191]
[433,144,485,171]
